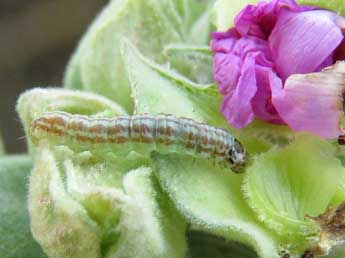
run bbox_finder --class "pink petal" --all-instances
[269,9,344,81]
[235,0,309,38]
[211,30,238,53]
[251,65,285,124]
[272,62,345,138]
[214,53,241,95]
[211,34,272,95]
[221,56,257,128]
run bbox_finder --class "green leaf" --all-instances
[164,44,213,84]
[121,39,227,127]
[29,146,102,258]
[64,0,216,112]
[0,155,47,258]
[64,0,183,112]
[175,0,215,38]
[152,153,280,258]
[106,167,187,258]
[237,120,295,155]
[61,153,187,258]
[29,141,186,258]
[186,8,214,44]
[211,0,257,31]
[244,134,345,255]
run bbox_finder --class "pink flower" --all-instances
[211,0,345,138]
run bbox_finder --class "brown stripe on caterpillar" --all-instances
[30,111,248,173]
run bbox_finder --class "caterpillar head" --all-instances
[226,139,247,173]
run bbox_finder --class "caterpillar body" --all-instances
[30,112,247,173]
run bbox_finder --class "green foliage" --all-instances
[244,135,345,255]
[64,0,215,112]
[121,39,226,127]
[163,44,213,84]
[0,155,47,258]
[9,0,345,257]
[27,143,186,258]
[152,153,280,258]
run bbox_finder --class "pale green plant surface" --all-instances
[0,155,47,258]
[29,144,186,258]
[64,0,215,112]
[121,39,225,126]
[152,153,280,258]
[244,135,345,255]
[2,0,345,258]
[162,44,213,84]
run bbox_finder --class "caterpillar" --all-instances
[29,111,247,173]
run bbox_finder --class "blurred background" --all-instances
[0,0,107,153]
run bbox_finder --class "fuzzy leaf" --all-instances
[152,153,279,258]
[60,153,187,258]
[237,120,295,155]
[29,143,186,258]
[64,0,183,112]
[29,145,102,258]
[121,39,227,127]
[0,155,47,258]
[164,44,213,84]
[107,167,187,258]
[244,135,345,255]
[64,0,215,112]
[175,0,215,38]
[187,9,213,45]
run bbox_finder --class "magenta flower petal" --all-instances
[212,0,345,136]
[213,52,241,95]
[221,56,257,128]
[211,30,241,95]
[211,31,272,96]
[251,67,285,124]
[212,32,281,127]
[235,0,309,38]
[269,10,344,81]
[272,62,345,138]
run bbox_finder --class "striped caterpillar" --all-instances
[30,111,247,173]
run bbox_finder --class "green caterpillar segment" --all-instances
[30,111,247,173]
